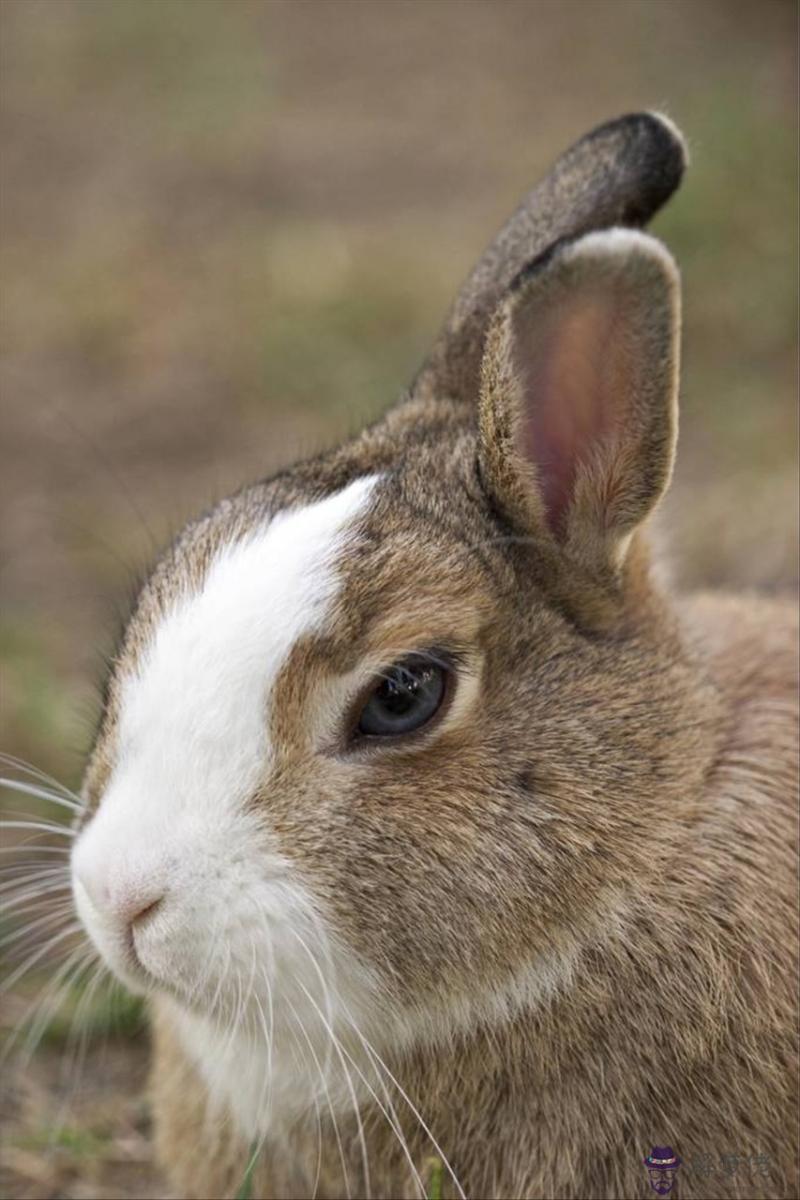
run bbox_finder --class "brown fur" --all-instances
[82,114,797,1198]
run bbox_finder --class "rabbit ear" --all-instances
[414,112,686,405]
[477,228,680,579]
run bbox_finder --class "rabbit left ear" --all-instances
[477,228,680,579]
[413,112,687,406]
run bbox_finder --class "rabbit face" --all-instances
[71,398,705,1081]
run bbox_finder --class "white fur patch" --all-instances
[119,473,380,803]
[72,475,379,993]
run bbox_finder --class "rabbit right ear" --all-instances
[477,228,680,582]
[414,112,687,407]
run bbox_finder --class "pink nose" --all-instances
[77,870,165,931]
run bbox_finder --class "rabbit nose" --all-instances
[126,892,165,929]
[131,895,163,925]
[76,867,165,932]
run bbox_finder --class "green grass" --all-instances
[426,1156,444,1200]
[36,977,146,1045]
[4,971,146,1049]
[16,1124,113,1158]
[235,1141,262,1200]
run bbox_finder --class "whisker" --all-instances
[261,930,275,1111]
[0,880,72,914]
[187,908,220,1009]
[220,951,246,1063]
[207,936,232,1024]
[280,977,352,1200]
[344,1013,466,1200]
[11,945,97,1069]
[0,867,70,894]
[295,932,435,1200]
[244,962,276,1190]
[0,819,75,838]
[0,777,82,815]
[61,958,110,1106]
[283,920,380,1199]
[0,844,72,857]
[0,922,83,994]
[308,1064,324,1200]
[2,901,76,953]
[0,754,84,806]
[289,903,462,1200]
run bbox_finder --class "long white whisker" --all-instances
[62,958,109,1099]
[308,1065,324,1200]
[0,922,82,993]
[220,950,246,1063]
[289,930,433,1200]
[280,974,352,1199]
[0,885,73,921]
[12,945,97,1068]
[291,898,435,1192]
[206,931,231,1027]
[0,844,72,856]
[262,930,275,1108]
[0,820,75,838]
[0,866,70,893]
[244,984,273,1194]
[293,899,459,1200]
[1,942,84,1065]
[341,1019,419,1194]
[0,754,83,806]
[0,777,82,814]
[1,901,76,952]
[344,1012,466,1200]
[62,959,106,1072]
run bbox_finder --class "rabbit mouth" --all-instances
[71,874,158,996]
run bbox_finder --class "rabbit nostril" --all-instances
[131,895,164,927]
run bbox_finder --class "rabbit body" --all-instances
[147,455,798,1200]
[70,115,798,1200]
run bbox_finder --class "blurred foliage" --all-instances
[31,976,147,1046]
[16,1126,113,1158]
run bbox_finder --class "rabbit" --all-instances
[67,112,798,1200]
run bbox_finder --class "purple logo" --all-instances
[643,1146,682,1195]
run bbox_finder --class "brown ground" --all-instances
[0,2,797,1198]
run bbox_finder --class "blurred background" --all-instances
[0,1,796,1196]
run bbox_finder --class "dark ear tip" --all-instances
[579,111,688,225]
[643,111,690,171]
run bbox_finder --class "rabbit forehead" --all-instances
[112,475,380,810]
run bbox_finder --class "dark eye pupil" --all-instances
[377,668,422,713]
[356,658,446,738]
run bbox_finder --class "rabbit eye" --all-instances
[356,656,447,739]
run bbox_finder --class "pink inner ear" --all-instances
[519,292,622,537]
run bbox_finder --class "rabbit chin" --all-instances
[75,850,387,1132]
[152,880,389,1141]
[163,965,385,1140]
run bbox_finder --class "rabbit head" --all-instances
[71,113,708,1128]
